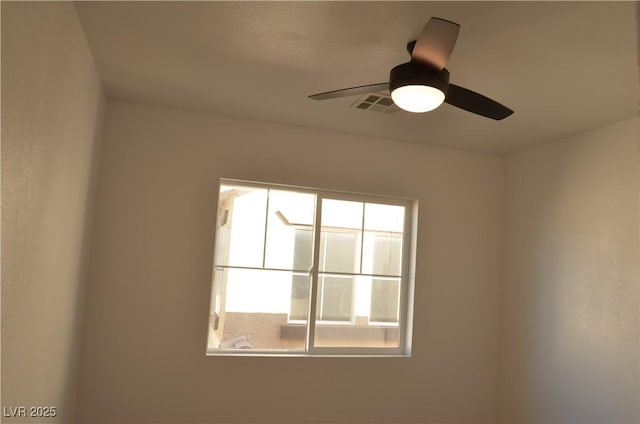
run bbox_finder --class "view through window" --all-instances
[207,180,416,355]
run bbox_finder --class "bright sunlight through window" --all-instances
[207,180,417,356]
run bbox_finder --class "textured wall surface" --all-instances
[1,2,105,422]
[77,100,504,423]
[1,3,637,423]
[500,117,640,423]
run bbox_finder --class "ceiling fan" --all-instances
[309,17,513,120]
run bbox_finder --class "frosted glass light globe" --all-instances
[391,85,445,113]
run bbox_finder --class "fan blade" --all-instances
[309,83,389,100]
[411,17,460,70]
[445,84,513,120]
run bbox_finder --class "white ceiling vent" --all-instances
[350,93,400,114]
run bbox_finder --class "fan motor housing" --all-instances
[389,63,450,95]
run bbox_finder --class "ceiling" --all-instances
[75,1,638,155]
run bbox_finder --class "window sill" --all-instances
[280,323,399,342]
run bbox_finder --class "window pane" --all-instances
[317,274,354,322]
[214,185,267,268]
[292,229,313,270]
[314,277,399,348]
[362,203,404,276]
[319,197,362,273]
[363,233,403,276]
[264,190,315,270]
[289,273,310,321]
[287,229,313,321]
[319,231,359,273]
[208,268,309,351]
[321,199,363,229]
[370,277,400,323]
[364,203,405,232]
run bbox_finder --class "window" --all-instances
[207,179,417,356]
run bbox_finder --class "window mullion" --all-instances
[306,196,323,352]
[261,189,271,268]
[359,203,365,274]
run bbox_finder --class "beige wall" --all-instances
[78,100,504,423]
[5,4,635,422]
[1,2,105,423]
[500,117,640,423]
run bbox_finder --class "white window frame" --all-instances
[207,179,417,357]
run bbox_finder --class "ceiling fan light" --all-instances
[391,84,445,113]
